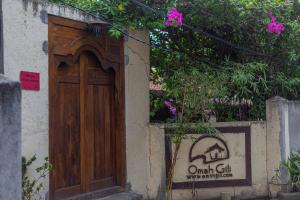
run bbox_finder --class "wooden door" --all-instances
[83,52,116,191]
[49,16,126,200]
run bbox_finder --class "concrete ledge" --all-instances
[150,120,266,129]
[278,192,300,200]
[98,192,142,200]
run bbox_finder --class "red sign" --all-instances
[20,71,40,91]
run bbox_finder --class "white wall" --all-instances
[125,30,150,196]
[3,1,52,195]
[2,0,150,198]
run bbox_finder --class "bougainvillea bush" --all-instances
[50,1,300,115]
[165,7,183,27]
[49,0,300,199]
[150,0,300,120]
[53,0,299,121]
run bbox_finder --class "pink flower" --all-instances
[164,99,177,116]
[267,16,285,35]
[166,7,183,27]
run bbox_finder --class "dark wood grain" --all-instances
[49,15,126,200]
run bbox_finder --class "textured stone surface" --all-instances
[98,192,143,200]
[0,75,21,200]
[278,192,300,200]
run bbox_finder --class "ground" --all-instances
[98,192,142,200]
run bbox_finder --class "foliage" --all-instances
[22,155,52,200]
[50,0,300,120]
[283,151,300,192]
[150,0,300,120]
[164,68,227,123]
[47,0,300,198]
[150,90,175,122]
[162,67,225,199]
[49,0,170,37]
[165,8,183,27]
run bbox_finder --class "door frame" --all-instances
[48,15,126,199]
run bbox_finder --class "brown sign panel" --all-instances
[165,126,252,189]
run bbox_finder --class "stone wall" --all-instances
[148,122,268,200]
[147,98,300,200]
[2,0,150,198]
[0,76,21,200]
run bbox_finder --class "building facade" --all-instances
[1,0,150,199]
[1,1,300,200]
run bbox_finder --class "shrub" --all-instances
[283,151,300,192]
[22,155,52,200]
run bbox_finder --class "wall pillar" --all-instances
[0,76,21,200]
[0,0,3,74]
[125,29,150,196]
[148,124,166,200]
[287,100,300,152]
[266,97,290,197]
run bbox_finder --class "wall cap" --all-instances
[149,121,266,128]
[0,75,20,88]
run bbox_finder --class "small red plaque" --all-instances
[20,71,40,91]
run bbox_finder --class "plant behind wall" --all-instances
[22,155,52,200]
[163,68,226,200]
[52,0,300,122]
[283,151,300,192]
[49,0,300,199]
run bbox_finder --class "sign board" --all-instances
[20,71,40,91]
[165,126,252,189]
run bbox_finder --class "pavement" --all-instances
[97,192,143,200]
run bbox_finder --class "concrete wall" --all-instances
[266,97,300,188]
[146,98,300,200]
[266,97,300,156]
[0,76,21,200]
[125,30,150,196]
[148,124,166,200]
[266,97,289,188]
[148,122,268,200]
[287,100,300,152]
[0,0,4,74]
[2,0,150,198]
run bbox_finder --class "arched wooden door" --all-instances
[49,16,126,200]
